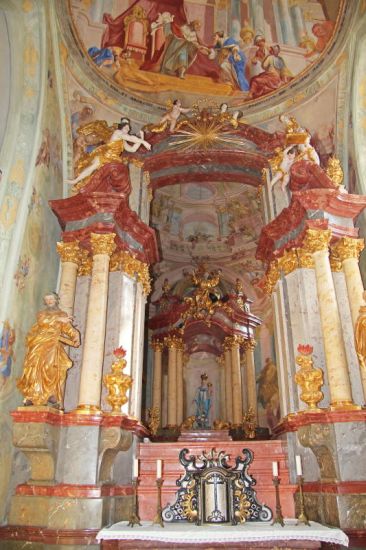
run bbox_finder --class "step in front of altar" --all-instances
[137,440,296,521]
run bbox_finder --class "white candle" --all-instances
[295,455,302,476]
[133,458,139,478]
[157,459,162,479]
[272,461,278,477]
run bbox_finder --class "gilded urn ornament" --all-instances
[295,344,324,411]
[103,347,132,414]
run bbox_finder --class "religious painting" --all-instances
[0,321,15,395]
[70,0,344,107]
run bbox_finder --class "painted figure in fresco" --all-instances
[17,293,80,407]
[194,372,212,428]
[247,35,269,81]
[67,118,151,187]
[305,21,334,58]
[249,45,293,99]
[228,43,249,92]
[160,20,210,79]
[88,46,115,67]
[0,322,15,389]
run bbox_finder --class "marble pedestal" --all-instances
[274,410,366,536]
[0,407,147,549]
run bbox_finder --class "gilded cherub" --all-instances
[144,99,191,134]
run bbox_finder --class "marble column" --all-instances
[151,340,164,423]
[165,336,178,427]
[225,336,243,426]
[217,355,226,421]
[56,241,81,317]
[303,229,355,409]
[224,347,233,423]
[77,233,116,412]
[244,338,258,422]
[176,342,184,426]
[332,237,365,327]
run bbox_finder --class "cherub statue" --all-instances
[67,118,151,189]
[269,145,298,191]
[17,293,80,407]
[269,114,320,192]
[144,99,191,134]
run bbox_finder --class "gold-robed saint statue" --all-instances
[355,291,366,372]
[17,293,80,407]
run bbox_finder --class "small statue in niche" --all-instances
[67,118,151,190]
[17,293,80,407]
[193,372,212,429]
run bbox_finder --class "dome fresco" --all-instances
[69,0,345,108]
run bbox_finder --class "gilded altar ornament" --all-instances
[295,344,324,411]
[67,118,152,191]
[147,406,160,435]
[110,250,151,295]
[242,407,257,439]
[234,479,251,523]
[103,347,132,414]
[326,156,344,187]
[183,264,223,324]
[180,415,196,429]
[213,419,231,430]
[17,293,80,407]
[168,103,245,152]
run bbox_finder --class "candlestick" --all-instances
[157,459,162,479]
[296,475,310,526]
[133,458,139,478]
[272,461,278,477]
[271,476,284,527]
[152,478,164,527]
[295,455,302,476]
[128,477,141,527]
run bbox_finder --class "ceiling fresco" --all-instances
[69,0,345,108]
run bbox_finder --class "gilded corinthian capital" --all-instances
[90,232,116,257]
[56,241,81,264]
[302,228,331,254]
[332,237,365,262]
[151,339,164,352]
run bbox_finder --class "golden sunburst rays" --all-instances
[169,110,245,152]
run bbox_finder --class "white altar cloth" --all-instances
[97,519,348,546]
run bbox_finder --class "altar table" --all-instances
[97,519,348,549]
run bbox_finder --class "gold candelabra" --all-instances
[128,478,141,527]
[153,478,164,527]
[272,476,285,527]
[296,475,310,526]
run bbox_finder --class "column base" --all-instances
[329,401,362,411]
[74,404,103,415]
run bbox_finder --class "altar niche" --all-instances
[162,448,272,526]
